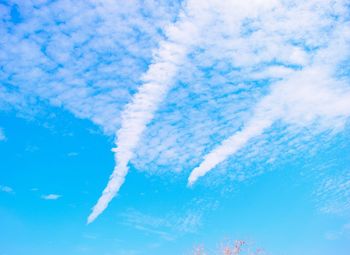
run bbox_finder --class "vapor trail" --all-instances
[188,117,273,186]
[188,52,350,186]
[87,0,211,223]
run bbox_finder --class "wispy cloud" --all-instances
[315,168,350,215]
[189,118,272,185]
[0,0,181,133]
[187,1,350,185]
[43,0,350,219]
[325,223,350,240]
[130,0,350,179]
[1,0,350,223]
[120,209,202,240]
[41,194,61,200]
[189,62,350,184]
[0,185,14,194]
[87,0,215,223]
[0,128,6,141]
[67,152,79,157]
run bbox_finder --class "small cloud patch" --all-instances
[0,128,6,141]
[41,194,61,200]
[0,185,14,194]
[67,152,78,157]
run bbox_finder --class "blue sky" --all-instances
[1,0,350,254]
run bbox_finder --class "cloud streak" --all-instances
[188,23,350,184]
[188,118,273,185]
[131,0,348,176]
[0,185,14,194]
[88,0,350,219]
[120,208,202,240]
[0,0,181,133]
[1,0,350,223]
[0,128,5,141]
[87,0,217,223]
[41,194,61,200]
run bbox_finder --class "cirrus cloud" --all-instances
[1,0,350,222]
[41,194,61,200]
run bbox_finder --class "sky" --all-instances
[1,0,350,254]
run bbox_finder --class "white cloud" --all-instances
[188,20,350,184]
[0,0,181,133]
[120,208,202,240]
[188,117,272,185]
[131,0,349,178]
[41,194,61,200]
[0,185,14,194]
[1,0,350,222]
[67,152,78,157]
[325,223,350,240]
[315,167,350,215]
[0,128,5,141]
[87,0,216,223]
[87,0,350,216]
[189,65,350,184]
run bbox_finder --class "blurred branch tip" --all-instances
[193,240,266,255]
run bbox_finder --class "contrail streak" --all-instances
[87,0,211,223]
[188,117,273,186]
[188,54,350,186]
